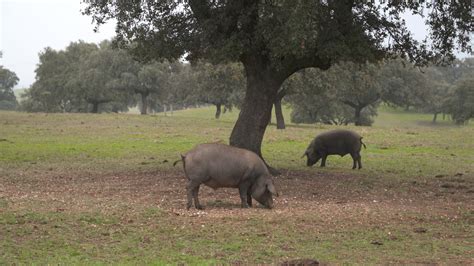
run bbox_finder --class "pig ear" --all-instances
[301,150,308,158]
[267,183,279,197]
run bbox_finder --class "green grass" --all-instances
[1,106,471,177]
[0,106,473,264]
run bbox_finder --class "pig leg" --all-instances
[351,152,362,169]
[247,191,253,207]
[350,153,357,169]
[186,180,201,210]
[239,183,251,208]
[357,153,362,169]
[193,185,204,210]
[320,154,327,167]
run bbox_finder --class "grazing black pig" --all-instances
[174,143,278,210]
[303,129,366,169]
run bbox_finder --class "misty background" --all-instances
[1,0,469,90]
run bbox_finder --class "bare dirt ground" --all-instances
[2,168,472,222]
[1,168,473,264]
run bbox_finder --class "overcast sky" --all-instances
[1,0,115,88]
[0,1,470,89]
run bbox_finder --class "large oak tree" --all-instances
[84,0,472,165]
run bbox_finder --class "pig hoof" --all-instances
[196,205,204,210]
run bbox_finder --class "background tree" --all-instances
[193,62,245,119]
[421,67,453,123]
[85,1,472,164]
[446,78,474,125]
[73,41,136,113]
[330,62,382,126]
[380,58,430,111]
[0,66,19,110]
[119,60,170,115]
[167,62,196,111]
[23,41,98,112]
[273,87,287,129]
[286,67,377,126]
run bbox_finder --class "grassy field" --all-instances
[0,106,473,264]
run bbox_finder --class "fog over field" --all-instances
[0,1,473,264]
[1,0,469,89]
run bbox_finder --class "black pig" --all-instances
[303,129,366,169]
[174,143,278,210]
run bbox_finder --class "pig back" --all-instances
[184,144,269,188]
[317,130,362,154]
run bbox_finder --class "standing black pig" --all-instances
[174,143,278,210]
[303,129,366,169]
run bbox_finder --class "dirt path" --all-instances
[2,169,472,223]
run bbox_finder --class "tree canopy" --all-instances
[0,66,19,110]
[193,62,245,119]
[84,1,473,165]
[285,65,379,126]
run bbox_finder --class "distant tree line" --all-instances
[13,41,473,125]
[19,41,245,117]
[284,58,474,126]
[0,50,19,110]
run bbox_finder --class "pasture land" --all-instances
[0,107,473,264]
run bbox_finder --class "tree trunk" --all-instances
[274,97,285,129]
[91,102,99,113]
[170,104,173,115]
[432,113,438,123]
[215,104,222,119]
[140,93,148,115]
[164,105,167,116]
[354,107,362,126]
[229,69,280,159]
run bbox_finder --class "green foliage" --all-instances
[83,0,473,157]
[420,67,453,121]
[192,62,245,118]
[75,41,137,113]
[116,59,174,114]
[21,41,98,112]
[415,57,474,123]
[286,63,379,126]
[21,41,148,113]
[380,58,430,110]
[85,1,472,67]
[0,66,19,110]
[447,78,474,125]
